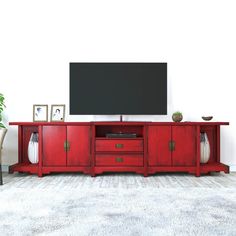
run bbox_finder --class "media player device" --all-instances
[106,133,137,138]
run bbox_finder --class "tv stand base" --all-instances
[8,121,230,178]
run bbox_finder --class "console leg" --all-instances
[143,173,148,177]
[38,172,43,177]
[194,167,201,177]
[195,172,200,177]
[143,167,148,177]
[225,166,230,174]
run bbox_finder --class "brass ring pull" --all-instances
[64,141,70,151]
[115,143,124,148]
[116,157,123,162]
[169,141,175,151]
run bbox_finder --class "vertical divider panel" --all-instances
[66,125,68,166]
[91,124,95,176]
[171,125,173,166]
[143,125,148,176]
[196,126,200,177]
[18,125,23,163]
[38,125,43,177]
[216,125,220,163]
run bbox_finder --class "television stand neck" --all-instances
[120,115,123,122]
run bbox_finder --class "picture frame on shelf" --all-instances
[50,104,65,122]
[33,104,48,122]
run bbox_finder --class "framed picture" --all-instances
[51,104,65,122]
[33,105,48,122]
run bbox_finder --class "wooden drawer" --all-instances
[95,139,143,152]
[96,154,143,166]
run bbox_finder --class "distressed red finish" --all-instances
[148,126,172,166]
[9,122,229,177]
[96,139,143,152]
[96,154,143,166]
[67,126,91,166]
[43,126,67,166]
[172,126,196,166]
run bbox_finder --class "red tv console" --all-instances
[9,121,229,177]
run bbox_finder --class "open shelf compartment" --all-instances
[199,125,229,173]
[9,125,40,174]
[95,125,144,138]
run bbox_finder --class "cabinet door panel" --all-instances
[67,126,90,166]
[172,126,196,166]
[43,126,67,166]
[148,126,171,166]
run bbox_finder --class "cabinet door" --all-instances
[43,126,67,166]
[148,126,171,166]
[67,126,91,166]
[172,126,196,166]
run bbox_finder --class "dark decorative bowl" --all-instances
[202,116,213,121]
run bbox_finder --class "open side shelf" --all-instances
[9,163,39,174]
[200,163,229,174]
[95,125,144,138]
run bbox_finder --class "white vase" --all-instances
[200,132,210,164]
[28,132,39,164]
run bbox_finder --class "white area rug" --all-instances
[1,173,236,236]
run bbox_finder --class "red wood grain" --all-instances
[38,126,43,177]
[148,126,171,166]
[196,126,200,177]
[9,121,229,177]
[172,126,196,166]
[96,139,143,152]
[96,154,143,166]
[67,126,91,166]
[43,126,67,166]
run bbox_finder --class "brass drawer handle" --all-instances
[169,141,175,151]
[64,141,67,151]
[116,157,123,162]
[64,141,70,151]
[115,143,124,148]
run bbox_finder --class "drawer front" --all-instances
[96,154,143,166]
[96,139,143,152]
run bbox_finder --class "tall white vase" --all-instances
[28,132,39,164]
[200,132,210,164]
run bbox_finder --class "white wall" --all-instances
[1,0,235,168]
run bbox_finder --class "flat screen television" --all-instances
[70,62,167,115]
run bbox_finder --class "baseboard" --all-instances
[230,165,236,172]
[1,165,9,172]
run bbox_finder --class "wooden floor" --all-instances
[1,172,236,189]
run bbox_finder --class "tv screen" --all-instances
[70,63,167,115]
